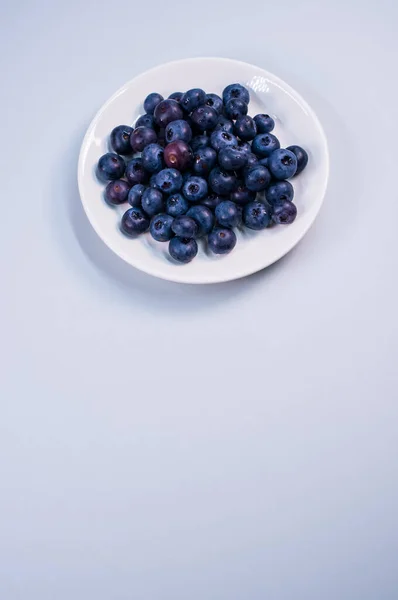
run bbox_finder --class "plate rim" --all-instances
[78,56,330,284]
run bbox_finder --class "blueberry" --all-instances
[125,157,149,185]
[128,184,147,207]
[182,176,208,202]
[271,200,297,225]
[218,147,248,171]
[205,93,223,114]
[97,153,125,181]
[215,200,242,228]
[186,205,215,237]
[141,188,164,216]
[224,99,248,121]
[121,207,150,235]
[202,193,225,210]
[166,193,189,217]
[236,140,252,155]
[234,115,257,141]
[230,184,256,205]
[157,128,167,147]
[258,157,269,168]
[135,114,156,129]
[155,168,183,194]
[171,215,199,238]
[193,146,217,177]
[165,119,192,143]
[243,153,259,174]
[268,148,298,180]
[141,143,164,173]
[168,92,183,102]
[104,180,130,205]
[190,135,210,151]
[214,115,234,134]
[286,145,309,175]
[180,88,206,113]
[252,133,280,157]
[150,174,159,188]
[265,180,294,205]
[253,114,275,134]
[130,126,157,152]
[153,99,183,128]
[169,237,198,263]
[182,170,193,182]
[210,130,238,152]
[149,213,174,241]
[144,92,164,115]
[243,201,270,230]
[222,83,250,105]
[209,167,238,195]
[244,165,271,191]
[110,125,134,155]
[191,105,218,132]
[208,227,237,255]
[164,140,193,171]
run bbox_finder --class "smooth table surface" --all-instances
[1,1,398,599]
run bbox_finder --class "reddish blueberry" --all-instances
[164,140,193,171]
[104,180,130,205]
[130,126,157,152]
[154,99,183,128]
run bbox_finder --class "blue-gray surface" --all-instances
[1,1,398,598]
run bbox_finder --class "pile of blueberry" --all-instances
[97,84,308,263]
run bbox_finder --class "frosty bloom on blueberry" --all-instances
[96,80,309,264]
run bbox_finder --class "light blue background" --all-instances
[1,1,398,598]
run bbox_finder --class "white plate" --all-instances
[78,57,329,284]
